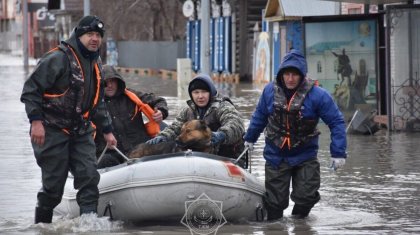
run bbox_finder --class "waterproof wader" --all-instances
[32,126,100,223]
[264,158,320,220]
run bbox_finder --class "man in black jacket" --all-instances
[21,15,117,223]
[95,65,168,168]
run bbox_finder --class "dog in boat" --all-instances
[128,119,214,159]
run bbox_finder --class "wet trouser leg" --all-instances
[264,162,292,220]
[32,127,71,223]
[69,131,100,215]
[290,158,321,218]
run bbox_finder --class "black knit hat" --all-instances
[188,79,210,94]
[75,15,105,38]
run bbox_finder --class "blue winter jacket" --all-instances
[244,50,347,167]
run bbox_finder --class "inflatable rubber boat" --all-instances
[54,151,265,223]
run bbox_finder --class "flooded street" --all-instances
[1,54,419,234]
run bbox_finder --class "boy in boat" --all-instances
[146,73,245,160]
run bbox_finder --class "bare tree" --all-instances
[91,0,186,41]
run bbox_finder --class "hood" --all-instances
[188,74,217,100]
[63,32,80,54]
[102,65,126,96]
[275,49,307,85]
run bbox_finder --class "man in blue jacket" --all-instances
[244,49,347,220]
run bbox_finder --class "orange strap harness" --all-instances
[279,78,318,149]
[43,46,101,135]
[43,47,101,117]
[280,92,297,149]
[124,89,160,137]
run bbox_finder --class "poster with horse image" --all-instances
[304,19,377,112]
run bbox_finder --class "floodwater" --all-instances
[1,54,420,234]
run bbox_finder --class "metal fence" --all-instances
[117,40,186,70]
[386,5,420,131]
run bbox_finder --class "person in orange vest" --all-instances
[95,65,168,168]
[20,15,117,223]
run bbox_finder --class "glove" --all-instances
[211,131,226,145]
[146,136,166,145]
[244,141,254,151]
[330,158,346,171]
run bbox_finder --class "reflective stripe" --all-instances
[44,88,69,98]
[83,64,101,119]
[43,47,68,98]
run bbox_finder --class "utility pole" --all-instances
[22,0,29,73]
[200,0,210,74]
[84,0,90,16]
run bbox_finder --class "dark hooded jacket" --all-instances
[244,49,347,167]
[95,65,169,156]
[20,31,112,134]
[158,74,245,158]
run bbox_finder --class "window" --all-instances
[317,61,322,73]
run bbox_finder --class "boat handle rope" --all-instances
[234,146,252,172]
[346,109,359,133]
[97,144,130,165]
[233,147,249,164]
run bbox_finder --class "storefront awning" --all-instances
[264,0,339,22]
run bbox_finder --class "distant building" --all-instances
[0,0,21,54]
[0,0,58,57]
[262,0,340,82]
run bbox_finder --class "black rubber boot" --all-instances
[34,206,53,224]
[291,204,312,219]
[266,209,283,221]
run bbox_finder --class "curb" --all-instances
[115,66,240,84]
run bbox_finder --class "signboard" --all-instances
[305,19,377,112]
[29,3,55,27]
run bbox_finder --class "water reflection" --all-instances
[1,66,420,234]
